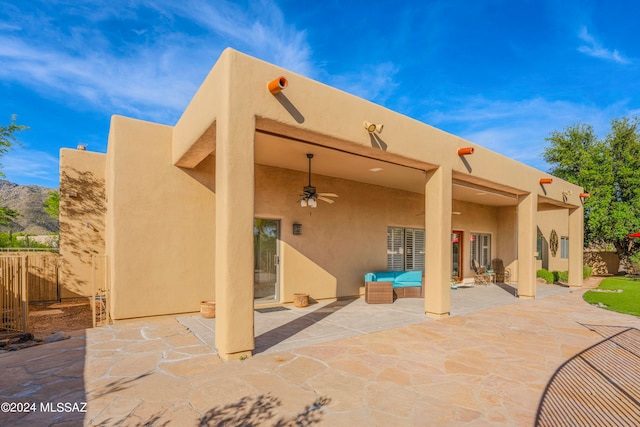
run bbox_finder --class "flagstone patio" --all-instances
[2,279,639,426]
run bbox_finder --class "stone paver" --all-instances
[0,280,638,426]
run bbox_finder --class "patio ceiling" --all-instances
[254,130,524,207]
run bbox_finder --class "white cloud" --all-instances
[577,27,630,64]
[151,0,315,76]
[2,149,60,188]
[329,62,400,105]
[0,0,315,124]
[424,96,634,171]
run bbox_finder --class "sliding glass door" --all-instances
[254,218,279,302]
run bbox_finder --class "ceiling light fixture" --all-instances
[369,167,383,172]
[363,121,383,133]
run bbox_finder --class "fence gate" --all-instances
[0,255,28,335]
[27,252,60,302]
[92,255,111,327]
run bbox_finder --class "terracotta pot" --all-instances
[200,300,216,318]
[293,293,309,308]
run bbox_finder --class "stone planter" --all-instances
[293,293,309,308]
[200,300,216,318]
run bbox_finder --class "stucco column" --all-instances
[424,167,452,318]
[215,113,255,360]
[567,206,584,288]
[517,193,537,299]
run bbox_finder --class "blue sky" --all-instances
[1,0,639,188]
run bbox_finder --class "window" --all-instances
[536,233,543,260]
[470,233,491,269]
[560,237,569,259]
[387,227,425,271]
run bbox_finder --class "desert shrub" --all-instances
[536,269,554,284]
[583,265,593,278]
[557,271,569,282]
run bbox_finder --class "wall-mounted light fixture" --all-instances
[539,178,553,185]
[268,76,288,94]
[293,223,302,235]
[363,121,383,134]
[457,147,475,156]
[580,193,591,199]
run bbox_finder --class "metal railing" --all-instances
[92,255,111,327]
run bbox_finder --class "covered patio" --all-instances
[178,283,571,355]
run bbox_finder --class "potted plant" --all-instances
[200,300,216,318]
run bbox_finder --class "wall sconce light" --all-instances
[562,190,572,197]
[539,178,553,185]
[268,76,288,94]
[457,147,475,156]
[77,144,86,151]
[293,223,302,235]
[363,121,383,133]
[580,193,590,199]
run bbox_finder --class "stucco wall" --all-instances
[106,116,216,320]
[537,209,570,273]
[59,149,106,298]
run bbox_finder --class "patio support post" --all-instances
[517,193,537,299]
[215,111,256,361]
[567,206,584,288]
[424,166,452,318]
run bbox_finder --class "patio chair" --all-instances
[472,259,492,285]
[491,259,511,283]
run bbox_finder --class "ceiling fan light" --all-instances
[309,198,317,208]
[300,199,307,207]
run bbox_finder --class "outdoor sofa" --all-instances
[364,270,424,303]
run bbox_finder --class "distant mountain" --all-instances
[0,180,59,235]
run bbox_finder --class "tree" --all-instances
[544,117,640,264]
[0,115,29,177]
[0,206,19,238]
[44,190,60,219]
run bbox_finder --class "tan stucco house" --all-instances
[59,49,585,360]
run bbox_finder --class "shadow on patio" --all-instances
[178,283,573,356]
[535,324,640,427]
[254,298,358,354]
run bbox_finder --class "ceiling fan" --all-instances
[298,153,338,207]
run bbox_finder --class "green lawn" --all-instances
[583,277,640,317]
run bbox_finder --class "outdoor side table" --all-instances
[365,281,393,304]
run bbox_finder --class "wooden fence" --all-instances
[0,255,28,334]
[26,252,60,302]
[1,252,61,335]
